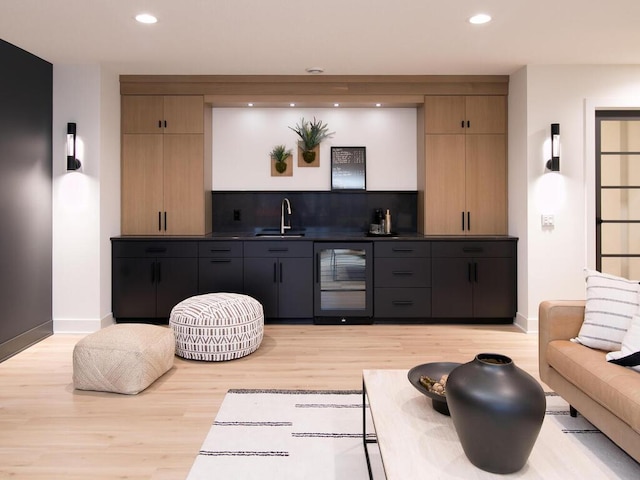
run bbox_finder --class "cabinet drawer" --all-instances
[432,241,515,258]
[198,258,244,294]
[244,241,312,257]
[374,288,431,318]
[375,258,430,288]
[198,241,243,258]
[112,241,198,258]
[375,241,430,258]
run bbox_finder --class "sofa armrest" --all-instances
[538,300,585,383]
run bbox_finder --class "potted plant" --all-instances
[288,117,334,164]
[270,144,293,175]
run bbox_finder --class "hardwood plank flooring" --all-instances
[0,324,542,479]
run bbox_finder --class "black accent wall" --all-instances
[212,191,417,233]
[0,39,53,362]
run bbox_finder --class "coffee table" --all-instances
[362,369,624,479]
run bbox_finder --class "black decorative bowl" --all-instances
[407,362,461,416]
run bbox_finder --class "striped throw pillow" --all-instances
[606,313,640,372]
[571,268,639,351]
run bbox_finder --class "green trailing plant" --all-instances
[270,144,293,173]
[288,117,334,162]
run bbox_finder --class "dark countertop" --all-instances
[111,229,518,242]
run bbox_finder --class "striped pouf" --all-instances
[169,293,264,361]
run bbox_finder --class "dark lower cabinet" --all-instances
[112,241,198,322]
[198,241,243,294]
[431,240,516,321]
[243,241,313,320]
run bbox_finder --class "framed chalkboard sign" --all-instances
[331,146,366,190]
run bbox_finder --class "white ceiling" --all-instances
[1,0,639,76]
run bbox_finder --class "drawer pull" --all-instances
[391,248,414,253]
[392,271,413,276]
[145,247,167,254]
[392,300,414,306]
[268,248,289,253]
[210,259,231,264]
[210,248,231,253]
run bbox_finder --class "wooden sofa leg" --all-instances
[569,405,578,417]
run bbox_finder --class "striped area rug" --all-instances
[186,389,638,479]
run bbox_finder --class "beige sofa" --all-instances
[539,300,640,463]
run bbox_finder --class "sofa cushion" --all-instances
[607,312,640,372]
[547,339,640,435]
[572,268,639,351]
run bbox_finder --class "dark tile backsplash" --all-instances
[212,191,417,233]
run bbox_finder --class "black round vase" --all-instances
[446,353,546,474]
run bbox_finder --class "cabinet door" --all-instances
[465,96,506,134]
[425,135,466,234]
[121,134,164,235]
[121,96,164,134]
[243,257,278,318]
[431,257,473,318]
[473,257,515,318]
[163,134,205,235]
[278,257,313,318]
[465,135,507,235]
[163,96,204,134]
[198,258,244,294]
[112,257,157,318]
[155,257,198,318]
[424,96,466,133]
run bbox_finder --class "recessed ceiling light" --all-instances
[247,103,254,107]
[334,103,340,107]
[135,13,158,24]
[290,103,296,107]
[375,103,382,107]
[469,13,491,25]
[305,67,324,74]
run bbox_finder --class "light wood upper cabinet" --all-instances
[122,95,204,134]
[420,95,507,235]
[121,95,211,236]
[424,96,506,134]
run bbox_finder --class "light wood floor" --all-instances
[0,324,543,479]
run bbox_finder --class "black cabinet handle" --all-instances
[164,212,167,231]
[467,120,470,128]
[145,247,167,254]
[268,248,289,253]
[467,212,471,231]
[391,248,414,253]
[392,271,413,276]
[158,211,162,231]
[158,120,162,129]
[461,212,465,231]
[210,259,231,263]
[461,120,465,128]
[210,248,231,253]
[392,300,414,306]
[164,120,167,128]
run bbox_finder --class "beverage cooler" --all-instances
[313,242,373,324]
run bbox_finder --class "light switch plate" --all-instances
[541,214,555,227]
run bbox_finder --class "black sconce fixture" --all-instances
[66,122,81,170]
[546,123,560,172]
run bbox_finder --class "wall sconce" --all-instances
[66,122,81,170]
[545,123,560,172]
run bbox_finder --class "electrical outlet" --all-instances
[233,209,241,221]
[541,214,555,227]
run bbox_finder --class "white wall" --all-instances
[212,108,417,190]
[510,65,640,332]
[52,65,120,333]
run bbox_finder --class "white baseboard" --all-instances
[514,311,538,334]
[53,313,115,334]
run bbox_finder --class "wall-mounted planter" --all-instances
[271,155,293,176]
[298,145,320,168]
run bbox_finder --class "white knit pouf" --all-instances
[73,323,175,394]
[169,293,264,361]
